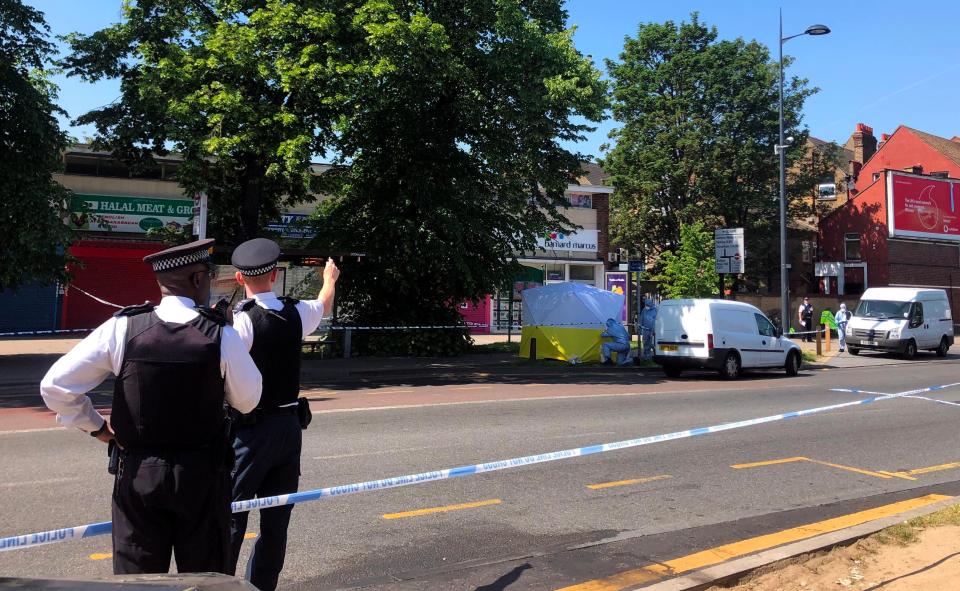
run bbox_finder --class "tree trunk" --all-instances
[240,155,265,241]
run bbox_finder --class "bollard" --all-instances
[816,324,822,356]
[530,337,537,361]
[343,327,352,359]
[825,324,831,352]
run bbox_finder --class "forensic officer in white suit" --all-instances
[40,238,262,575]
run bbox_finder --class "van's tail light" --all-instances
[707,334,714,351]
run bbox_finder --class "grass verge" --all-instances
[874,502,960,546]
[469,341,521,355]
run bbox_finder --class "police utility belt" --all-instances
[233,398,312,430]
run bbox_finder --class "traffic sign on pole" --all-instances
[715,228,745,274]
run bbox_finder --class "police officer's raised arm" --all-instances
[40,316,127,433]
[220,325,262,413]
[296,258,340,337]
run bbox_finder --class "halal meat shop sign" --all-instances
[888,170,960,241]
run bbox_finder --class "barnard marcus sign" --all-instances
[536,229,599,252]
[70,194,194,234]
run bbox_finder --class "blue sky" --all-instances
[28,0,960,161]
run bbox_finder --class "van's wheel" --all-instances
[720,352,741,379]
[902,339,917,360]
[663,365,682,378]
[848,347,860,356]
[785,351,801,376]
[936,336,950,358]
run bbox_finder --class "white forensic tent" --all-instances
[519,282,625,362]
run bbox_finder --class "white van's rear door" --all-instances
[657,301,709,359]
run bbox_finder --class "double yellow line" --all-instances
[731,456,917,480]
[557,494,951,590]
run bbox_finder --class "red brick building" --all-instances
[818,125,960,313]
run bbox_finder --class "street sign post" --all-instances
[192,192,208,239]
[715,228,745,275]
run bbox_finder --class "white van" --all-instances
[845,287,954,358]
[654,299,803,379]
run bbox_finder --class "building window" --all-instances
[802,240,812,263]
[844,233,861,262]
[568,193,593,209]
[817,183,837,200]
[568,265,596,282]
[545,263,565,282]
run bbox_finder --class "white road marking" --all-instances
[541,431,617,440]
[308,385,801,415]
[904,395,960,408]
[0,427,65,435]
[0,477,81,489]
[312,446,435,460]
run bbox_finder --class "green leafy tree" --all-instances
[61,0,346,244]
[655,222,716,299]
[63,1,606,355]
[0,0,73,290]
[604,14,817,286]
[304,1,607,353]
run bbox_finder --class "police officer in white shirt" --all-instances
[40,239,262,575]
[228,238,339,591]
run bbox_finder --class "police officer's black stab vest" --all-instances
[111,304,226,452]
[239,297,302,410]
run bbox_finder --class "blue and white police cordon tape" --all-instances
[4,382,960,552]
[0,328,94,338]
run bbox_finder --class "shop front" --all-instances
[488,229,604,334]
[59,192,195,328]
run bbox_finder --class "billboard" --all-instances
[887,171,960,241]
[605,272,628,321]
[266,213,317,239]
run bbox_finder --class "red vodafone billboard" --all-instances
[887,170,960,241]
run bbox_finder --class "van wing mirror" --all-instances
[774,327,782,338]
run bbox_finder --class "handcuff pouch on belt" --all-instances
[296,397,312,430]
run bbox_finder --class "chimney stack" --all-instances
[852,123,878,165]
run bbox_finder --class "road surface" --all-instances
[2,351,960,590]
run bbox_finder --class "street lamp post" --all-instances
[777,11,829,332]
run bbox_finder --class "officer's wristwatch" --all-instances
[90,422,108,438]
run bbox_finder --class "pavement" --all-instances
[3,338,960,590]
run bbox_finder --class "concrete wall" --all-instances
[731,294,859,331]
[54,174,184,199]
[887,239,960,318]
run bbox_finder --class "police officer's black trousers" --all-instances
[229,413,302,591]
[112,449,231,575]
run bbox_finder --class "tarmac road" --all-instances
[2,353,960,590]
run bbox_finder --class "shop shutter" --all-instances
[61,243,163,330]
[0,283,60,332]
